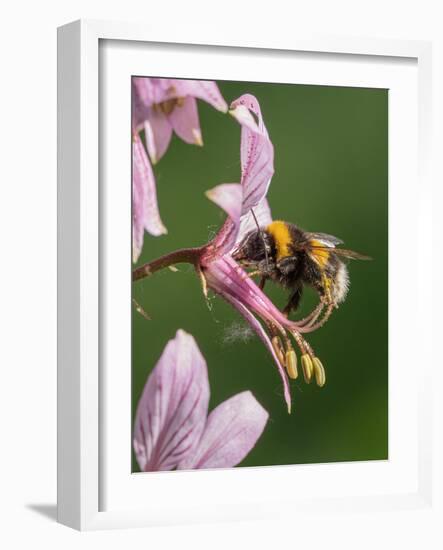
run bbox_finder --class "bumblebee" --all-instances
[233,220,370,325]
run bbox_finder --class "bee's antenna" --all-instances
[250,208,270,271]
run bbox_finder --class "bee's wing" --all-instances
[309,245,372,261]
[300,233,344,267]
[306,232,344,248]
[331,248,372,260]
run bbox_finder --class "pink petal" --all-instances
[169,96,203,145]
[204,95,275,260]
[132,81,151,132]
[230,94,274,215]
[132,77,185,139]
[204,184,243,260]
[132,152,145,262]
[175,80,228,112]
[133,330,210,472]
[132,78,175,133]
[205,256,292,341]
[221,293,291,414]
[132,134,167,262]
[144,110,173,164]
[206,183,243,228]
[236,198,273,245]
[133,77,174,107]
[204,257,292,412]
[178,391,268,470]
[133,137,148,262]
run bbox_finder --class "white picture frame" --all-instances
[57,19,435,531]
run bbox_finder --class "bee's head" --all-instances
[232,229,273,266]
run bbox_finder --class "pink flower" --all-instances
[133,94,326,413]
[132,133,167,262]
[199,95,325,413]
[132,78,228,262]
[132,77,228,164]
[133,330,268,471]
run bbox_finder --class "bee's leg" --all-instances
[305,275,336,329]
[295,300,325,327]
[285,286,327,328]
[259,276,267,290]
[299,303,335,333]
[296,274,335,329]
[282,286,303,318]
[239,269,262,282]
[321,273,334,306]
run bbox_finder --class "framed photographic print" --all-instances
[57,20,435,531]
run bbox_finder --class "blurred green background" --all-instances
[132,80,388,471]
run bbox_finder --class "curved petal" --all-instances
[175,80,228,112]
[169,96,203,145]
[230,94,269,138]
[236,198,273,245]
[221,293,292,414]
[132,153,145,262]
[178,391,268,470]
[206,183,242,228]
[204,257,292,413]
[230,94,274,215]
[133,330,210,472]
[205,256,293,341]
[203,184,243,261]
[201,96,274,260]
[144,110,173,164]
[132,81,151,132]
[132,134,167,262]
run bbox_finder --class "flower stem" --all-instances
[132,247,204,282]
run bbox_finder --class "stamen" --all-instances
[271,335,285,366]
[295,301,325,328]
[196,265,209,299]
[312,357,326,387]
[268,322,298,381]
[291,330,307,355]
[263,318,289,347]
[285,349,298,380]
[301,354,313,384]
[258,276,267,290]
[298,303,334,333]
[132,298,151,321]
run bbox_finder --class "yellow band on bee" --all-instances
[309,239,330,268]
[266,221,292,260]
